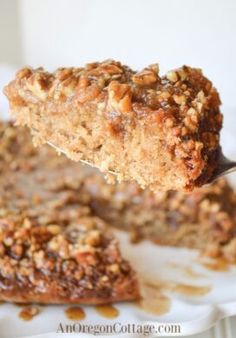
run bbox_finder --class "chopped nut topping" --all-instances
[108,81,132,113]
[166,71,178,83]
[173,94,186,105]
[132,66,159,86]
[25,73,48,101]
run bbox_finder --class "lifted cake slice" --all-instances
[0,122,139,304]
[5,60,223,191]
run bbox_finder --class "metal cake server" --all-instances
[209,148,236,182]
[47,141,118,176]
[47,139,236,184]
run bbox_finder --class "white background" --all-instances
[0,0,236,110]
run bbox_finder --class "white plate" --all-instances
[1,229,236,338]
[1,108,236,338]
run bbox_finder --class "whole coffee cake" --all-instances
[4,60,223,191]
[0,122,139,304]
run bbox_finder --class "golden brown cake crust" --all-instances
[0,122,139,304]
[4,60,223,191]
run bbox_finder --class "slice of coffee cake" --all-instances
[5,60,222,191]
[0,122,139,304]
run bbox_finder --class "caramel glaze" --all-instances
[95,305,119,319]
[172,283,211,296]
[142,278,211,301]
[168,263,206,279]
[18,306,40,321]
[201,259,229,272]
[137,283,171,316]
[183,266,205,279]
[137,280,211,316]
[65,306,86,321]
